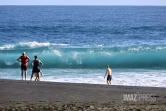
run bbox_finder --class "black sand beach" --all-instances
[0,79,166,111]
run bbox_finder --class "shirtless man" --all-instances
[104,65,112,85]
[17,52,30,80]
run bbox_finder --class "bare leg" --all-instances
[35,77,39,81]
[21,70,23,80]
[35,74,37,81]
[107,80,111,85]
[35,77,37,81]
[24,71,27,80]
[40,71,42,76]
[37,73,40,81]
[35,73,38,81]
[109,80,111,85]
[107,80,109,85]
[30,73,34,81]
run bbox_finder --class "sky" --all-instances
[0,0,166,6]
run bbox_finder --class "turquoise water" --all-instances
[0,6,166,87]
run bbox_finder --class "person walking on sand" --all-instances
[104,65,112,85]
[30,55,43,81]
[17,52,30,80]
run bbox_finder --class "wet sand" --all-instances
[0,79,166,111]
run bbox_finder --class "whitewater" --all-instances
[1,42,166,69]
[0,41,166,87]
[0,6,166,87]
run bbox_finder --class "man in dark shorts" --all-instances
[30,55,43,81]
[17,52,30,80]
[104,65,112,85]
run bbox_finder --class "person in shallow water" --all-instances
[17,52,30,80]
[104,65,112,85]
[30,55,43,81]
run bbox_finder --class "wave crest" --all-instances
[1,44,166,68]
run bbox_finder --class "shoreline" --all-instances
[0,79,166,110]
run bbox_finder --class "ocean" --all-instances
[0,6,166,87]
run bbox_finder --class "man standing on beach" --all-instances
[17,52,30,80]
[30,55,43,81]
[104,65,112,85]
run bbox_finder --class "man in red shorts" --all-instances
[17,52,30,80]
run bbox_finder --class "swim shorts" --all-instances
[21,65,27,71]
[107,75,112,81]
[32,67,40,73]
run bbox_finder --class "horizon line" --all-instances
[0,5,166,6]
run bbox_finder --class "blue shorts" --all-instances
[107,75,112,81]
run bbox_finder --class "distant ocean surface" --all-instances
[0,6,166,87]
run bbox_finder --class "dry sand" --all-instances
[0,79,166,111]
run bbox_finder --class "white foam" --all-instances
[128,46,166,52]
[19,41,50,48]
[100,52,113,56]
[97,44,104,47]
[0,44,15,50]
[53,50,62,57]
[112,70,166,87]
[128,46,152,52]
[0,42,71,50]
[40,69,166,87]
[0,68,166,87]
[156,46,166,50]
[52,43,69,46]
[72,52,82,64]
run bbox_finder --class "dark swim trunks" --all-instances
[32,67,40,73]
[107,75,112,81]
[21,65,27,71]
